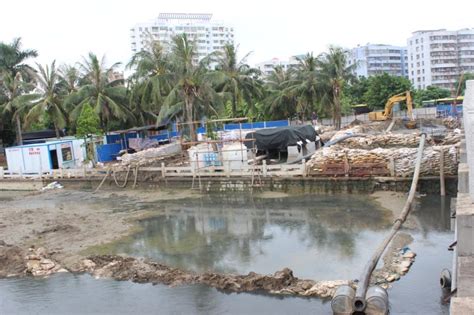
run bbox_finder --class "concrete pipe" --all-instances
[440,268,452,289]
[331,285,355,315]
[364,286,389,315]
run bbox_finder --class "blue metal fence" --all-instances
[96,143,122,162]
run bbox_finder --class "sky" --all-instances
[1,0,473,69]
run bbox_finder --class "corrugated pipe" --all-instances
[331,133,426,314]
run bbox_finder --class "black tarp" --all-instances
[244,125,317,151]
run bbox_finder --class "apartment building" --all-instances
[347,44,408,78]
[407,28,474,90]
[255,56,301,76]
[130,13,234,63]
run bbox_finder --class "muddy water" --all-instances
[0,193,452,314]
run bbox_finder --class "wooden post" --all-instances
[83,165,87,178]
[389,157,395,177]
[440,147,446,196]
[302,159,307,177]
[226,161,231,178]
[344,153,350,177]
[161,162,166,178]
[60,168,64,179]
[262,160,267,177]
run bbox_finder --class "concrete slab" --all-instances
[458,163,469,193]
[463,80,474,202]
[456,194,474,256]
[457,256,474,298]
[450,297,474,314]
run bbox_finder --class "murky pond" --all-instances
[0,192,452,314]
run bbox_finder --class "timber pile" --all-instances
[307,145,458,177]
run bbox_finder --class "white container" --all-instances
[188,143,215,171]
[5,140,79,174]
[222,142,248,172]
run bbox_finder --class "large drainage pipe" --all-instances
[332,133,426,314]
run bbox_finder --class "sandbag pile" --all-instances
[443,117,462,129]
[308,145,458,177]
[334,133,434,149]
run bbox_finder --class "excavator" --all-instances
[368,91,417,128]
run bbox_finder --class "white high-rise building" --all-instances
[130,13,234,63]
[255,56,301,76]
[407,28,474,90]
[347,44,408,78]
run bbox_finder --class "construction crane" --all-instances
[368,91,416,128]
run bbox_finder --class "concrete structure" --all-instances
[407,29,474,90]
[255,56,300,76]
[347,44,408,78]
[450,80,474,314]
[130,13,234,62]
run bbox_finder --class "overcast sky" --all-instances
[1,0,473,68]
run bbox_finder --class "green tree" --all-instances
[127,40,172,125]
[263,66,297,119]
[315,46,354,129]
[0,38,38,144]
[161,34,221,140]
[76,102,101,137]
[364,73,412,109]
[413,85,451,107]
[0,38,37,81]
[286,53,320,121]
[210,44,262,117]
[24,61,68,138]
[66,52,134,131]
[0,72,37,144]
[454,73,474,95]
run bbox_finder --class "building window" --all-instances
[416,39,419,44]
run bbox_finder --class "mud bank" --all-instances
[81,255,351,298]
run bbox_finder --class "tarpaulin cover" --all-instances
[244,125,317,151]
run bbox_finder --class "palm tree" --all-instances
[127,40,172,125]
[0,72,37,144]
[263,66,297,119]
[59,64,80,94]
[66,52,133,131]
[161,34,220,140]
[316,46,354,130]
[0,37,38,81]
[0,38,38,144]
[24,61,68,138]
[210,44,262,117]
[286,53,320,122]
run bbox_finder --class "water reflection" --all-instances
[0,194,453,315]
[97,194,392,279]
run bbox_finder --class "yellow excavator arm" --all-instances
[369,91,414,121]
[383,91,413,119]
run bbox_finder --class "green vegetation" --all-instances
[0,35,467,145]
